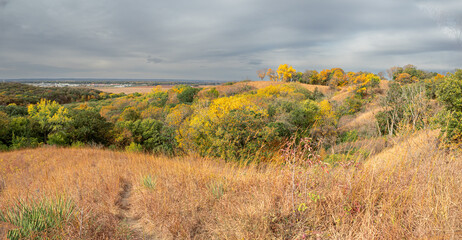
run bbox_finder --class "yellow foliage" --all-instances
[151,86,163,93]
[166,104,192,127]
[208,95,266,119]
[256,84,295,97]
[276,64,296,82]
[315,100,337,126]
[434,73,445,80]
[140,106,163,119]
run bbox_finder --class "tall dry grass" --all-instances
[0,129,461,239]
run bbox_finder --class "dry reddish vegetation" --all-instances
[1,129,461,239]
[91,86,172,94]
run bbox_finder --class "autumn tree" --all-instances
[266,68,279,82]
[301,70,319,84]
[387,66,401,80]
[257,69,268,80]
[277,64,296,82]
[28,99,71,143]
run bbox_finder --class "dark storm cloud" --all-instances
[0,0,461,80]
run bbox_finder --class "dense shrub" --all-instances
[376,82,432,136]
[116,119,176,155]
[436,69,462,144]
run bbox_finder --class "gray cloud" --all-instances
[0,0,10,8]
[147,56,164,64]
[0,0,461,80]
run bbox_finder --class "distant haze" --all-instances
[1,0,461,80]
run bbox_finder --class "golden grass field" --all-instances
[1,129,461,239]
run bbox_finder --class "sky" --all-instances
[0,0,461,81]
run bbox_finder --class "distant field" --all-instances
[91,85,171,94]
[200,81,332,94]
[91,81,332,95]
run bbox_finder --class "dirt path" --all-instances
[115,178,155,240]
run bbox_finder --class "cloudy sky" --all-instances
[1,0,461,80]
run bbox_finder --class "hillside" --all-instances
[1,131,461,239]
[1,67,462,239]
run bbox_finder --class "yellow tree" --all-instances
[257,69,267,80]
[318,69,332,85]
[277,64,296,82]
[28,99,71,143]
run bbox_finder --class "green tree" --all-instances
[437,69,462,144]
[0,112,10,147]
[67,108,113,145]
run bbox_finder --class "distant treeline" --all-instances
[3,78,226,86]
[0,83,124,106]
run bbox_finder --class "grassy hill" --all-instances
[2,67,462,238]
[1,132,461,239]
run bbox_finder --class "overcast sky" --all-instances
[1,0,461,80]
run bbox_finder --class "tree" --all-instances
[437,69,462,144]
[387,66,401,80]
[277,64,296,82]
[302,70,320,84]
[67,108,113,145]
[257,69,268,80]
[28,99,71,143]
[0,111,9,146]
[395,73,415,84]
[119,106,141,122]
[266,68,279,82]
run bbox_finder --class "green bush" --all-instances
[338,130,359,143]
[47,131,69,146]
[126,142,143,152]
[344,95,365,114]
[177,86,201,103]
[117,119,177,155]
[11,136,40,150]
[204,87,219,99]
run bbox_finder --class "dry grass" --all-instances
[338,105,383,137]
[1,131,462,239]
[91,86,172,94]
[199,81,332,97]
[245,81,331,94]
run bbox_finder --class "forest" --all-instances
[1,64,462,239]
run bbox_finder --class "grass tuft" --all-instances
[0,197,75,240]
[141,175,157,190]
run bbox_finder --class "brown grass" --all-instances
[199,81,332,97]
[91,86,172,94]
[1,131,462,239]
